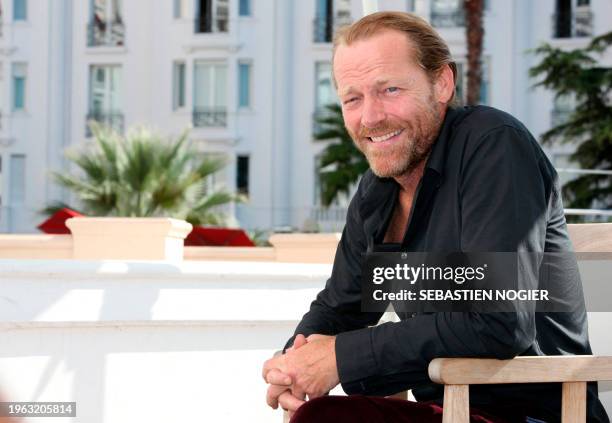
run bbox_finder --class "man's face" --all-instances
[334,30,445,178]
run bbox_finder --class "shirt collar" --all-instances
[424,106,464,176]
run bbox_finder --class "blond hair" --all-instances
[332,11,457,97]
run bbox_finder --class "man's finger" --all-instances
[262,358,273,380]
[266,384,289,409]
[265,368,292,386]
[278,391,305,412]
[293,334,307,349]
[262,356,285,381]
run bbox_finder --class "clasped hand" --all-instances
[262,334,339,417]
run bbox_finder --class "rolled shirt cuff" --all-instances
[335,326,378,394]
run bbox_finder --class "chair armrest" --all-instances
[428,355,612,385]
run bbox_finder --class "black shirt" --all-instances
[285,106,609,422]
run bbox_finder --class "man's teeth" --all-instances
[370,129,403,143]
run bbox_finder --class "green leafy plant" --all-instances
[48,123,239,226]
[530,31,612,221]
[314,103,368,206]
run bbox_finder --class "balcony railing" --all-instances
[431,8,465,28]
[193,107,227,127]
[313,14,352,43]
[86,111,125,136]
[194,15,229,33]
[87,20,125,47]
[552,9,593,38]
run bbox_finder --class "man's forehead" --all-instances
[333,31,418,82]
[333,30,420,89]
[334,30,417,63]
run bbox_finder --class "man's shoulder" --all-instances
[457,105,532,140]
[453,106,543,161]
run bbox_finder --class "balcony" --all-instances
[85,111,124,136]
[193,107,227,127]
[313,14,352,43]
[552,9,593,38]
[194,15,229,34]
[87,20,125,47]
[431,8,465,28]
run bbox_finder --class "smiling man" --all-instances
[262,11,608,423]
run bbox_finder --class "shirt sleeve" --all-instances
[283,175,384,352]
[335,125,549,396]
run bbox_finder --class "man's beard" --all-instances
[348,95,443,178]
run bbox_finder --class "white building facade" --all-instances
[0,0,610,233]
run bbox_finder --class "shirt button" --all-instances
[410,312,417,318]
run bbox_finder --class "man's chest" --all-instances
[383,190,414,244]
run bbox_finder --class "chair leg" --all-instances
[442,384,469,423]
[561,382,586,422]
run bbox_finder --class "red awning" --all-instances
[185,226,254,247]
[37,208,83,234]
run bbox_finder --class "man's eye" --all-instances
[343,98,357,104]
[386,87,400,93]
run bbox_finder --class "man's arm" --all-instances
[284,174,384,351]
[334,126,547,396]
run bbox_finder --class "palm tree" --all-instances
[464,0,485,105]
[314,104,369,206]
[48,123,238,226]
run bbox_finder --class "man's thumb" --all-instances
[293,334,307,348]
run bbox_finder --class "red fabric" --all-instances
[37,208,83,234]
[184,226,255,247]
[290,395,527,423]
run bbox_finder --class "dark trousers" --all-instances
[290,395,531,423]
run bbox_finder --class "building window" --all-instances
[313,0,351,43]
[238,62,251,108]
[239,0,251,16]
[479,58,490,105]
[88,0,125,47]
[87,65,123,134]
[12,63,26,111]
[454,59,489,106]
[553,0,592,38]
[313,62,337,133]
[195,0,229,33]
[173,61,186,110]
[431,0,465,28]
[551,94,575,127]
[236,155,249,196]
[193,61,227,127]
[13,0,27,21]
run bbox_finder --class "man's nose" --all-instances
[361,96,386,128]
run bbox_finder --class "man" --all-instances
[262,11,609,422]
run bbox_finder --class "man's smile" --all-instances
[368,129,404,143]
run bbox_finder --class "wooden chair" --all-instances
[428,223,612,422]
[429,355,612,422]
[281,223,612,422]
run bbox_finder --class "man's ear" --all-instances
[433,64,455,104]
